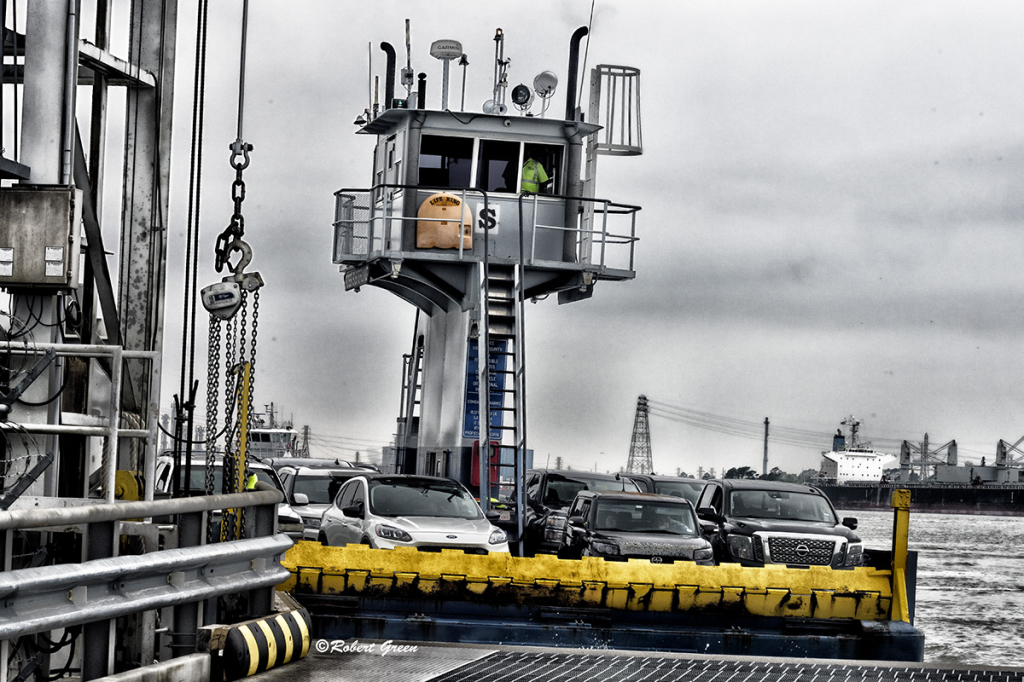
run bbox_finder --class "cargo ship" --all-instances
[815,417,1024,514]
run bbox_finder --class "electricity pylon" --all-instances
[626,395,654,474]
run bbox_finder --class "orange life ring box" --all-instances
[416,193,473,249]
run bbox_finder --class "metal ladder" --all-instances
[478,257,528,554]
[396,327,423,474]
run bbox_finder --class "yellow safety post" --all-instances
[222,362,252,541]
[889,489,911,623]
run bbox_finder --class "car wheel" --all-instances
[360,537,372,546]
[556,546,575,560]
[318,532,329,547]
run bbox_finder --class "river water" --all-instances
[840,508,1024,667]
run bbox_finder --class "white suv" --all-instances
[319,474,509,554]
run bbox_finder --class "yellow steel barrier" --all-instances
[280,542,895,621]
[890,488,912,623]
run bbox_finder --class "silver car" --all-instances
[278,467,365,541]
[319,475,510,554]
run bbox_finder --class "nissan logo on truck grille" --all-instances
[768,536,835,565]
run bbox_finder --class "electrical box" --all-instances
[0,186,82,290]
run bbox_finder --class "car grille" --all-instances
[618,541,693,558]
[766,536,837,566]
[416,546,489,555]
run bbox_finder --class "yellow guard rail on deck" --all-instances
[280,489,913,623]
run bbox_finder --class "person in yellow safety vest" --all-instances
[245,473,258,490]
[520,157,549,193]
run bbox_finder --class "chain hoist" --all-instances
[198,0,264,542]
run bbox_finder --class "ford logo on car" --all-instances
[446,535,458,539]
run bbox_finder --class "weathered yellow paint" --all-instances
[891,489,911,576]
[281,541,896,621]
[891,567,911,623]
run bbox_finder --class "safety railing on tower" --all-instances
[333,184,640,277]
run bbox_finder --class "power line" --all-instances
[647,398,910,454]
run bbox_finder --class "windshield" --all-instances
[652,481,703,504]
[542,474,637,507]
[369,481,482,519]
[594,500,697,535]
[729,489,837,523]
[292,476,346,504]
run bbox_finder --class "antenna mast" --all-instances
[402,19,414,99]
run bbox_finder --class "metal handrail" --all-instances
[0,488,282,531]
[0,534,291,640]
[333,184,640,273]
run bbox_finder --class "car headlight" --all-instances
[543,513,567,541]
[488,529,507,545]
[727,535,754,561]
[693,547,714,562]
[544,514,565,527]
[844,542,863,566]
[375,524,412,542]
[590,540,619,556]
[278,522,304,534]
[303,517,321,529]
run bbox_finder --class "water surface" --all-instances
[842,508,1024,667]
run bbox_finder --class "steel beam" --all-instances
[117,0,177,421]
[77,41,156,88]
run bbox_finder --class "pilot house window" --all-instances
[521,143,562,195]
[476,140,520,192]
[418,135,473,189]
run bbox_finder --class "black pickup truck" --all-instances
[695,478,863,569]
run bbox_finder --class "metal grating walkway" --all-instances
[431,652,1024,682]
[255,644,1024,682]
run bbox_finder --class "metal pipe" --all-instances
[0,343,159,359]
[59,0,77,185]
[565,26,588,121]
[380,42,396,109]
[416,72,427,109]
[106,345,122,501]
[8,424,149,438]
[0,489,282,531]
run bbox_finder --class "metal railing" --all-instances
[0,488,287,680]
[1,342,161,503]
[333,184,640,277]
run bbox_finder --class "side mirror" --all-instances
[842,517,858,530]
[292,493,309,506]
[699,520,719,535]
[697,507,725,525]
[342,502,363,518]
[567,515,585,528]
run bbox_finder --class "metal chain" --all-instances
[250,289,259,423]
[205,314,220,542]
[222,314,237,541]
[238,291,250,537]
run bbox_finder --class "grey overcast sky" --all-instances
[153,1,1024,476]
